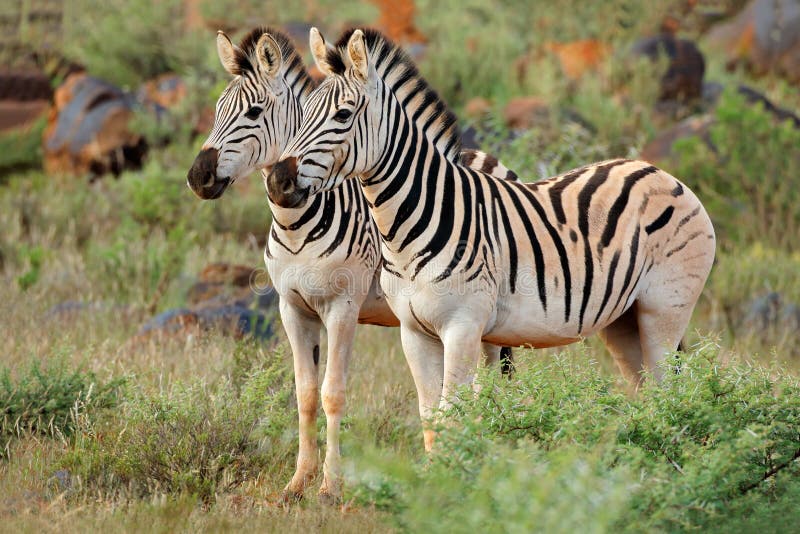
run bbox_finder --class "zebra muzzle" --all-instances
[268,157,309,208]
[187,148,230,200]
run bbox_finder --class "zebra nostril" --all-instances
[187,147,220,196]
[267,157,307,208]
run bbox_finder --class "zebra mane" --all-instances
[232,27,314,95]
[329,28,462,162]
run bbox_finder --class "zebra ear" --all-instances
[347,29,369,83]
[256,33,282,78]
[310,27,335,77]
[216,31,239,76]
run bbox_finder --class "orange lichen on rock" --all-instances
[371,0,427,44]
[503,96,550,130]
[544,39,610,80]
[43,73,147,177]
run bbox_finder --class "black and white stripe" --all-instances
[190,27,519,499]
[276,27,716,437]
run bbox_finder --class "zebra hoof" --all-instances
[279,489,304,506]
[318,491,342,506]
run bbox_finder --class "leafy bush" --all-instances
[1,359,123,457]
[0,117,45,176]
[704,245,800,359]
[672,90,800,251]
[64,0,210,88]
[349,343,800,532]
[15,244,44,290]
[62,345,295,501]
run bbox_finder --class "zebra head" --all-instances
[188,29,299,200]
[269,28,380,209]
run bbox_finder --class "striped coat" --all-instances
[271,28,716,451]
[187,27,516,500]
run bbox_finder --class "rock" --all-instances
[703,82,800,127]
[42,73,147,178]
[136,263,278,342]
[731,85,800,127]
[464,97,492,120]
[640,114,715,163]
[0,100,49,132]
[0,69,53,101]
[281,21,315,56]
[706,0,800,82]
[544,39,609,80]
[136,305,274,341]
[137,73,186,110]
[642,82,799,163]
[459,125,481,150]
[187,262,259,306]
[0,69,52,132]
[371,0,427,45]
[48,470,72,493]
[503,96,550,131]
[741,292,800,332]
[631,34,706,102]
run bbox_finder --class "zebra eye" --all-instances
[332,108,352,123]
[244,106,263,120]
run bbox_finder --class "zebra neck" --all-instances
[267,184,340,251]
[260,75,311,245]
[358,112,458,261]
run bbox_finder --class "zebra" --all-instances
[186,27,517,501]
[269,28,717,452]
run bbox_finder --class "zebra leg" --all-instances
[318,308,358,503]
[483,344,515,376]
[440,326,484,409]
[636,300,695,384]
[280,300,322,502]
[400,326,445,452]
[597,303,645,388]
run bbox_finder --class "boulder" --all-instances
[137,305,274,341]
[706,0,800,82]
[631,34,706,102]
[137,73,186,110]
[281,21,315,57]
[463,97,492,120]
[642,83,799,163]
[544,39,609,80]
[741,292,800,332]
[503,96,550,131]
[0,69,53,131]
[42,73,147,178]
[0,69,53,101]
[135,263,278,342]
[0,100,49,132]
[371,0,427,46]
[640,114,715,163]
[187,262,259,306]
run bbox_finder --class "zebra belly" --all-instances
[483,292,593,348]
[357,272,399,327]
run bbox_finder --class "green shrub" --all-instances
[1,358,123,458]
[703,245,800,359]
[0,116,45,176]
[350,343,800,532]
[64,0,209,88]
[62,345,295,501]
[672,89,800,251]
[15,244,44,290]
